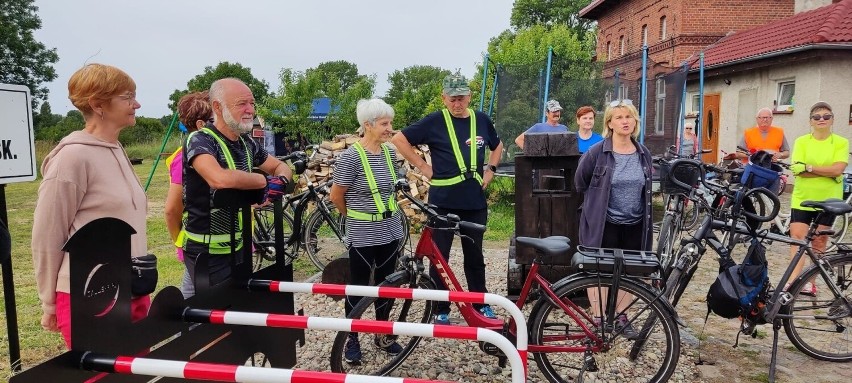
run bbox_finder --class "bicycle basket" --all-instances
[742,162,781,191]
[658,160,700,194]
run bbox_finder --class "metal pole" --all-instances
[679,62,689,156]
[0,185,22,372]
[479,54,489,112]
[143,112,179,192]
[639,45,649,144]
[698,53,705,152]
[542,46,554,123]
[487,64,500,118]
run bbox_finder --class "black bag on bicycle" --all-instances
[706,239,769,319]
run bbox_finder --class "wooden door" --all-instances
[701,94,720,163]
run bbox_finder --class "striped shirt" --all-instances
[334,144,404,247]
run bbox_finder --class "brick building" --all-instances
[579,0,797,154]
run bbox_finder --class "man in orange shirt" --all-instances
[736,107,790,161]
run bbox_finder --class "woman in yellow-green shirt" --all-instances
[787,101,849,295]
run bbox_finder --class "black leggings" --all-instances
[600,220,644,250]
[345,239,400,318]
[430,207,489,314]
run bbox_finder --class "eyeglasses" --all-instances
[811,114,834,121]
[116,92,137,103]
[756,116,772,120]
[684,127,693,130]
[609,99,634,108]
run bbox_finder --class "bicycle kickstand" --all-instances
[768,319,782,383]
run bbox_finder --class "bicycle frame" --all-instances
[413,223,615,354]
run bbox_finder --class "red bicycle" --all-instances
[329,181,681,382]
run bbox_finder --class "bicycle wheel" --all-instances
[827,213,850,252]
[253,206,295,271]
[664,250,700,307]
[655,214,678,273]
[329,275,436,375]
[681,198,702,231]
[782,252,852,362]
[303,201,347,271]
[530,276,680,383]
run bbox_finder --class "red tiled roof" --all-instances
[697,0,852,69]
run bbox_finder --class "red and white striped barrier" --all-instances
[80,352,456,383]
[183,308,526,383]
[247,279,528,370]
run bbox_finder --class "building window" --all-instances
[689,94,700,116]
[619,84,629,100]
[605,90,613,105]
[606,41,611,59]
[776,81,795,111]
[619,35,625,55]
[660,16,667,40]
[655,76,666,134]
[642,24,648,47]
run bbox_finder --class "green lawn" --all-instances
[0,139,518,378]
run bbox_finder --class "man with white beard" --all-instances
[181,78,292,296]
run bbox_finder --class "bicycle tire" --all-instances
[782,252,852,362]
[681,199,702,231]
[656,214,677,273]
[827,213,850,252]
[304,203,411,271]
[303,201,347,271]
[253,207,295,271]
[329,275,436,375]
[665,253,699,307]
[530,276,680,383]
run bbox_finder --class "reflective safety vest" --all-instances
[430,108,483,186]
[346,142,399,221]
[183,128,252,254]
[743,126,785,163]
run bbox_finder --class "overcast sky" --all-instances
[33,0,515,118]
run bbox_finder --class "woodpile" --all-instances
[296,133,433,228]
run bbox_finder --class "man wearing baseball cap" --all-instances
[514,99,570,149]
[392,72,503,325]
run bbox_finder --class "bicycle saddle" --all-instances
[516,236,572,258]
[800,199,852,215]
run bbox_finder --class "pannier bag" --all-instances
[706,239,768,319]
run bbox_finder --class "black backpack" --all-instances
[706,239,769,319]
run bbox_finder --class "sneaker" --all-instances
[374,335,403,355]
[344,333,362,364]
[801,282,817,296]
[433,313,451,325]
[479,305,497,319]
[614,314,641,340]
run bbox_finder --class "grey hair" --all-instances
[756,107,773,117]
[356,98,395,135]
[209,78,245,104]
[684,121,694,129]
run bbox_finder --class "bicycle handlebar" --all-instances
[394,179,486,235]
[737,186,782,223]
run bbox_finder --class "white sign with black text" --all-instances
[0,84,37,184]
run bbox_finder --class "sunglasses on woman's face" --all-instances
[811,114,833,121]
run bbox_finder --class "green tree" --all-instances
[118,117,166,146]
[510,0,596,40]
[0,0,59,108]
[385,65,451,127]
[36,110,84,142]
[259,62,375,144]
[33,101,62,133]
[167,61,270,111]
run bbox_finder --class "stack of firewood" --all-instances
[296,133,433,228]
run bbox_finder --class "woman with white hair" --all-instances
[678,121,699,157]
[329,98,404,364]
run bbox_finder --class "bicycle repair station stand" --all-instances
[508,132,583,297]
[10,190,307,382]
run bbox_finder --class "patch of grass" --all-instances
[750,371,771,383]
[485,199,514,242]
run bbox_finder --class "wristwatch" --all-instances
[806,164,814,173]
[484,164,498,173]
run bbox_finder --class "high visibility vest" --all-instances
[430,108,483,186]
[743,126,785,163]
[346,142,399,221]
[183,128,252,254]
